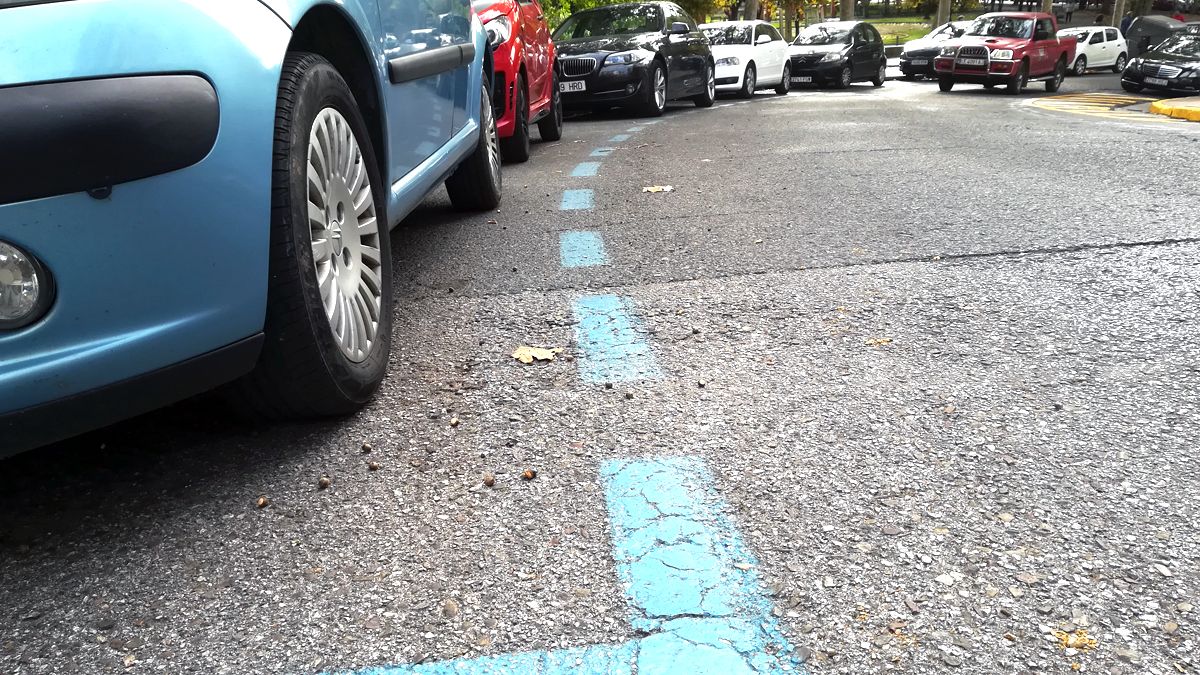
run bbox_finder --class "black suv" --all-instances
[788,20,887,89]
[554,2,716,116]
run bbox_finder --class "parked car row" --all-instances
[1,0,894,456]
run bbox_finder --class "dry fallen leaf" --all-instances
[318,475,332,490]
[255,495,271,509]
[483,473,496,487]
[866,337,893,347]
[1053,629,1098,652]
[361,442,373,454]
[512,345,563,364]
[642,185,674,193]
[367,461,381,471]
[521,469,537,480]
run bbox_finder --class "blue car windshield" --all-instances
[966,16,1035,38]
[702,25,752,45]
[554,5,665,39]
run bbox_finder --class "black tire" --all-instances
[1112,53,1127,73]
[499,73,530,163]
[1045,58,1066,92]
[739,63,757,98]
[872,61,886,87]
[538,69,564,141]
[693,60,716,107]
[834,65,852,89]
[230,52,392,418]
[775,62,791,94]
[983,82,995,89]
[640,60,667,116]
[1072,54,1087,76]
[1007,61,1027,94]
[1121,80,1143,93]
[938,76,954,92]
[446,77,503,211]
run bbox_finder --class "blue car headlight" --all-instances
[0,240,53,330]
[605,49,655,66]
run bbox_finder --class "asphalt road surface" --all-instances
[3,73,1198,675]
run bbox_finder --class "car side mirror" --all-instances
[667,22,690,35]
[756,34,772,44]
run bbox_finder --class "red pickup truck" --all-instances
[934,13,1075,93]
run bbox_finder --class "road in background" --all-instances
[2,74,1197,675]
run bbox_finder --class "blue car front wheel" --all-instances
[232,52,393,418]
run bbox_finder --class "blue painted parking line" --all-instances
[332,457,800,674]
[572,294,660,383]
[590,147,614,157]
[571,162,601,177]
[560,231,608,268]
[608,134,631,143]
[625,127,642,133]
[560,189,594,210]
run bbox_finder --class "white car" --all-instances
[1059,25,1129,75]
[700,20,792,97]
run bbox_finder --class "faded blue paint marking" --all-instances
[626,126,643,132]
[608,134,630,142]
[572,294,660,384]
[560,189,594,210]
[571,162,601,177]
[591,147,614,157]
[329,457,801,674]
[560,231,608,268]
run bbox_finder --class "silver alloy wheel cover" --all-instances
[782,64,790,90]
[706,64,715,98]
[879,63,886,81]
[745,65,755,93]
[484,83,502,184]
[1075,56,1086,74]
[307,107,383,363]
[654,67,667,109]
[842,67,852,86]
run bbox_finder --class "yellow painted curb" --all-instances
[1149,97,1200,122]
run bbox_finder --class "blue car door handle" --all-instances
[388,43,477,84]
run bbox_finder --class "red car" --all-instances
[474,0,563,162]
[934,12,1075,94]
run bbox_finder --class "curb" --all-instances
[1148,97,1200,122]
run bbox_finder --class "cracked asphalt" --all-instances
[2,72,1198,675]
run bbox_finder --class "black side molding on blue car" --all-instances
[388,43,477,84]
[0,74,219,207]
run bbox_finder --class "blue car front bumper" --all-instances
[0,0,292,454]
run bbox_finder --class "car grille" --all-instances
[958,46,988,58]
[791,54,823,64]
[1142,62,1183,78]
[904,48,940,59]
[561,57,597,78]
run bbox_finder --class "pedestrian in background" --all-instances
[1120,11,1133,34]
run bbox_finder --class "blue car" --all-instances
[0,0,503,455]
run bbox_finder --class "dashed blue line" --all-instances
[333,457,802,674]
[591,147,614,157]
[560,231,608,268]
[571,162,601,177]
[560,189,594,210]
[572,294,659,383]
[608,134,630,143]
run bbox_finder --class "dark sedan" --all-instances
[788,20,887,89]
[553,2,715,116]
[1121,29,1200,94]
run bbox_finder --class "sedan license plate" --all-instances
[1146,77,1169,86]
[560,81,586,92]
[911,59,929,66]
[958,57,986,66]
[791,76,813,83]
